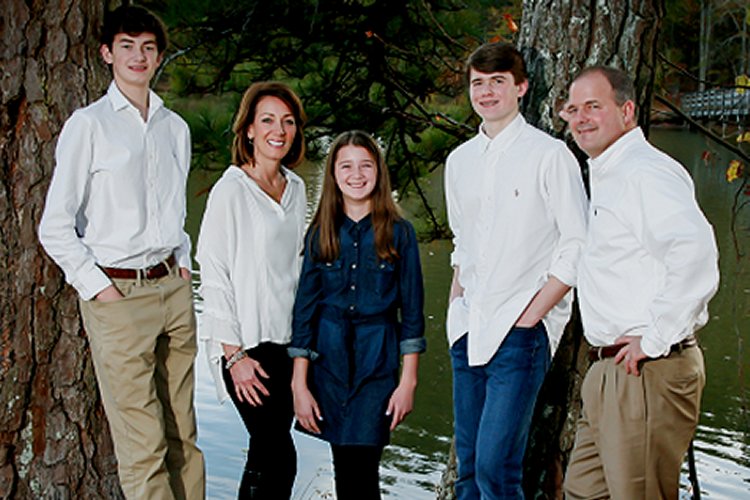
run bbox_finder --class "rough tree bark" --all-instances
[437,1,665,498]
[0,1,124,497]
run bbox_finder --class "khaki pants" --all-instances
[80,267,205,500]
[564,346,704,500]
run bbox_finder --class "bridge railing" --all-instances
[682,88,750,120]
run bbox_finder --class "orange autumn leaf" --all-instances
[736,131,750,143]
[726,160,743,182]
[503,13,519,33]
[489,35,501,43]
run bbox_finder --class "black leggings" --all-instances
[221,342,296,499]
[330,444,384,500]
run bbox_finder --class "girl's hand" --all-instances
[386,379,417,431]
[292,383,323,434]
[229,356,270,406]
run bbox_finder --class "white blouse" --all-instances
[196,165,307,401]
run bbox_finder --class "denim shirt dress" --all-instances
[289,215,426,447]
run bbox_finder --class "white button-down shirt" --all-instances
[196,166,307,401]
[445,114,589,366]
[38,81,192,300]
[578,127,719,357]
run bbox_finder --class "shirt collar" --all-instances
[477,113,526,154]
[342,213,372,233]
[587,126,644,175]
[106,80,164,118]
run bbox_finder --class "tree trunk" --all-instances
[437,1,665,498]
[0,1,124,497]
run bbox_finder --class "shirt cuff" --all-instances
[287,346,320,361]
[73,268,113,301]
[640,332,670,358]
[400,337,426,355]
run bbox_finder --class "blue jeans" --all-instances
[451,323,551,500]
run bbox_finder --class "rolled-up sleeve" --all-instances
[444,152,466,270]
[290,231,323,359]
[396,221,426,355]
[544,146,588,287]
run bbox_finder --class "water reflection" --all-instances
[189,127,750,497]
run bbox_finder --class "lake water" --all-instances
[187,127,750,499]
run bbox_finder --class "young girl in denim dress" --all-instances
[289,130,426,499]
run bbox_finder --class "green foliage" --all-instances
[141,0,521,235]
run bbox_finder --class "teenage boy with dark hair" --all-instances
[444,42,588,498]
[39,5,205,499]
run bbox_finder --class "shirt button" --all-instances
[349,305,356,311]
[350,284,356,291]
[353,242,358,247]
[351,263,357,269]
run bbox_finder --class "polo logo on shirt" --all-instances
[514,189,519,197]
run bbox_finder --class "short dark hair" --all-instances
[231,81,307,168]
[465,42,527,85]
[574,66,635,105]
[101,5,168,54]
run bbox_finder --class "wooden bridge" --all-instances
[681,88,750,122]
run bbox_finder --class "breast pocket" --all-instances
[318,260,345,295]
[367,260,396,296]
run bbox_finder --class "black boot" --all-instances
[238,469,263,499]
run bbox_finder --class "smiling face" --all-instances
[100,32,162,91]
[469,68,527,137]
[247,95,297,166]
[334,145,378,208]
[561,71,636,158]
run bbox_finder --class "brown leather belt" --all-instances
[588,335,697,362]
[100,254,176,280]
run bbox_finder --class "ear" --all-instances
[100,44,113,64]
[516,79,529,98]
[621,100,636,125]
[246,126,255,141]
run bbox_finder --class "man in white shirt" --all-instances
[38,6,204,499]
[444,42,588,499]
[560,66,719,499]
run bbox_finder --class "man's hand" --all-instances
[613,335,649,376]
[179,267,191,281]
[96,285,123,303]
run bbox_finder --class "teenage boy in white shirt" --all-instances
[444,42,588,499]
[560,66,719,499]
[38,6,205,499]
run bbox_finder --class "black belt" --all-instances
[100,254,176,280]
[588,335,697,362]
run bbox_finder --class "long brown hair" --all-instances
[231,81,307,168]
[310,130,401,263]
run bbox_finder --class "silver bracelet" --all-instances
[225,349,247,370]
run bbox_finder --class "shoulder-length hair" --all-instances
[231,81,307,168]
[310,130,402,263]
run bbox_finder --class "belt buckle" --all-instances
[143,260,164,279]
